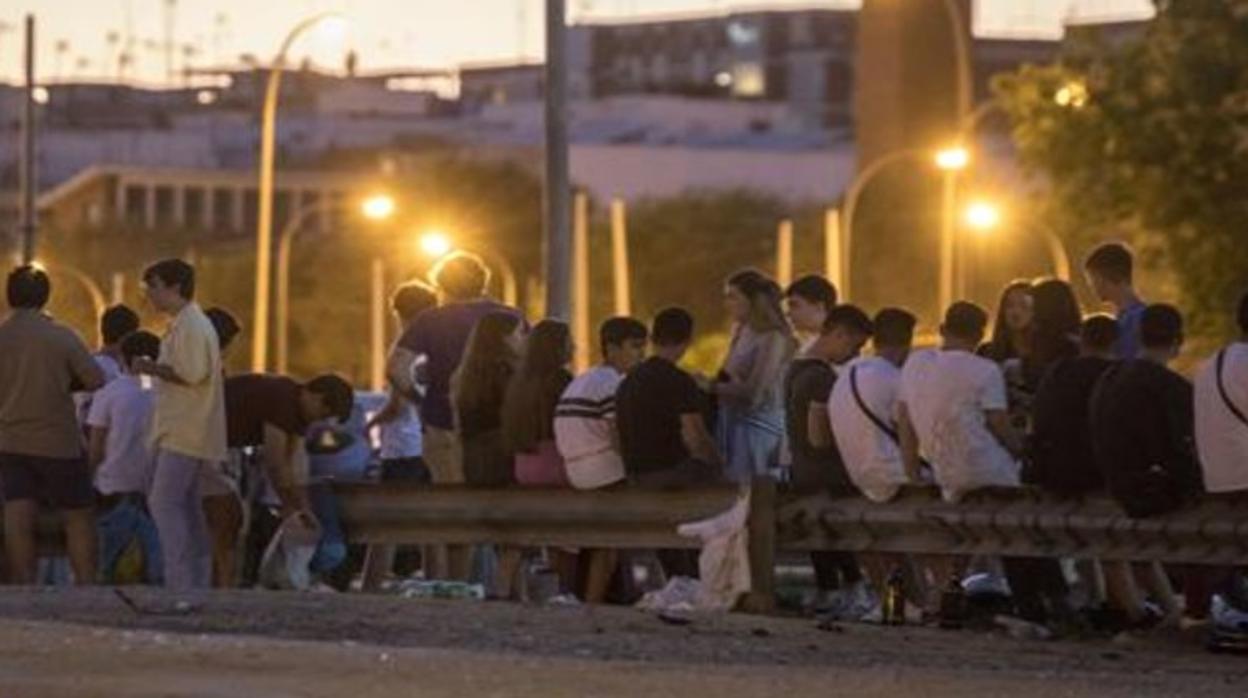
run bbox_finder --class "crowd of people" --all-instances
[1,240,1246,641]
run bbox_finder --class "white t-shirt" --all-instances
[828,356,907,503]
[554,365,626,490]
[1194,342,1248,493]
[899,349,1020,502]
[85,374,156,495]
[379,394,423,460]
[75,352,124,425]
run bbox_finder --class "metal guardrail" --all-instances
[778,486,1248,565]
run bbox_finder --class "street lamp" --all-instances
[252,12,346,374]
[965,201,1001,233]
[958,200,1073,288]
[274,192,394,374]
[838,145,971,303]
[934,145,970,311]
[418,232,519,308]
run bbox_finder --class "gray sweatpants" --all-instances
[149,449,212,591]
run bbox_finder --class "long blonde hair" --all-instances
[727,269,790,335]
[451,311,521,425]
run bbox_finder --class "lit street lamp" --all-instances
[959,200,1073,287]
[935,146,970,311]
[274,193,394,374]
[252,12,347,374]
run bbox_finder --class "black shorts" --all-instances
[0,452,95,510]
[380,457,432,484]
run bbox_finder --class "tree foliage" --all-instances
[993,0,1248,337]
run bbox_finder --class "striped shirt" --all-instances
[554,365,626,490]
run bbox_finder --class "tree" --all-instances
[993,0,1248,338]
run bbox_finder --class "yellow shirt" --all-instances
[150,302,227,462]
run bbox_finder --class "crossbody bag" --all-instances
[1217,348,1248,428]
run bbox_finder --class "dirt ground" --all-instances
[0,587,1244,697]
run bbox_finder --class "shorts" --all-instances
[0,451,95,510]
[380,457,432,484]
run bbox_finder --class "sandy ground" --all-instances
[0,587,1244,697]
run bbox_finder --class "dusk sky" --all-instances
[1,0,1155,86]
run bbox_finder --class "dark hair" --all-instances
[392,280,438,323]
[1080,314,1119,352]
[6,265,51,309]
[943,301,989,341]
[451,311,522,427]
[1238,290,1248,336]
[204,307,241,351]
[100,304,140,346]
[430,251,489,300]
[1030,279,1082,370]
[306,373,356,423]
[1085,242,1134,285]
[143,258,196,300]
[1140,303,1183,349]
[784,275,837,308]
[502,320,572,454]
[823,304,873,336]
[652,307,694,347]
[599,316,647,357]
[985,280,1033,362]
[119,330,161,367]
[873,308,917,348]
[727,269,788,333]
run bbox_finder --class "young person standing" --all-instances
[0,265,105,584]
[136,259,226,592]
[713,270,796,483]
[87,330,163,584]
[1085,242,1146,359]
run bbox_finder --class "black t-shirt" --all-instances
[225,374,308,449]
[1028,356,1116,495]
[616,356,705,475]
[1089,359,1204,517]
[783,358,849,492]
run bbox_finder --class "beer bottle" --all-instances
[883,567,906,626]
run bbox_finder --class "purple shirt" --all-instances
[397,299,522,431]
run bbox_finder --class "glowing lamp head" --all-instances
[419,232,453,258]
[361,194,396,221]
[935,147,970,171]
[965,202,1002,232]
[1055,81,1089,109]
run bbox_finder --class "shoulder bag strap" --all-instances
[1217,348,1248,428]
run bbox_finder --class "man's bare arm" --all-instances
[680,413,722,467]
[896,401,923,482]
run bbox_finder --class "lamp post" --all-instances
[251,12,344,374]
[275,193,394,374]
[936,0,973,123]
[839,148,930,301]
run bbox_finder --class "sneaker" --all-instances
[841,582,879,622]
[812,589,850,618]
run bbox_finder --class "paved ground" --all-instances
[0,588,1244,697]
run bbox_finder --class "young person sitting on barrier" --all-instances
[896,302,1024,613]
[1188,291,1248,628]
[1030,315,1120,497]
[87,330,163,584]
[1090,303,1203,627]
[616,307,722,579]
[783,304,874,618]
[783,274,838,352]
[829,307,928,612]
[496,320,576,600]
[555,316,649,603]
